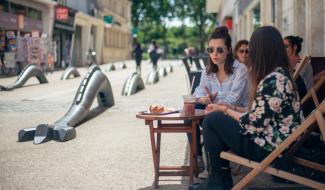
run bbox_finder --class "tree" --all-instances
[131,0,215,57]
[174,0,215,52]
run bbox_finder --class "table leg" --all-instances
[192,120,198,177]
[189,120,198,184]
[156,121,162,186]
[148,121,159,188]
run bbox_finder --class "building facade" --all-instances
[64,0,131,65]
[96,0,132,63]
[207,0,325,56]
[0,0,56,73]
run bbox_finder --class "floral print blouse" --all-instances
[239,67,303,152]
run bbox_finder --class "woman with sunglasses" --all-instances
[189,26,303,190]
[234,39,249,66]
[191,26,248,177]
[193,26,248,108]
[283,36,314,91]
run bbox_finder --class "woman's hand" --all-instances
[205,103,227,113]
[197,96,213,105]
[197,87,218,105]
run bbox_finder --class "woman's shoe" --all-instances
[198,170,208,179]
[188,173,225,190]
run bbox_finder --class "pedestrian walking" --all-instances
[148,41,160,70]
[133,42,143,75]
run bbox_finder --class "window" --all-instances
[271,0,276,24]
[28,8,42,20]
[0,0,9,12]
[11,3,26,16]
[252,3,261,30]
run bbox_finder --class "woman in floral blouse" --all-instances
[189,26,303,190]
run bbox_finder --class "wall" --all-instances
[10,0,56,36]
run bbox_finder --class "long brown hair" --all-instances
[234,39,249,59]
[206,26,234,75]
[248,26,292,107]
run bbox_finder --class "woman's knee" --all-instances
[203,112,224,130]
[203,112,237,133]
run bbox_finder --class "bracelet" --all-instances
[223,106,229,115]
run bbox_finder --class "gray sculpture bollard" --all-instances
[18,65,115,144]
[119,62,127,69]
[159,67,167,77]
[166,65,173,73]
[106,64,116,72]
[146,70,159,85]
[121,72,145,96]
[17,127,36,142]
[1,64,48,91]
[61,67,80,80]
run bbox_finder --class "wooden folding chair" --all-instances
[293,55,311,81]
[301,75,325,106]
[220,101,325,190]
[284,75,325,172]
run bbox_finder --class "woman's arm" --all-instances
[193,70,211,104]
[205,103,243,121]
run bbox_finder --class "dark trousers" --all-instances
[135,58,141,74]
[202,112,270,170]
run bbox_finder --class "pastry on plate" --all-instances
[149,105,165,114]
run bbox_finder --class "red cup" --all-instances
[183,95,196,115]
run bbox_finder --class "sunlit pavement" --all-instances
[0,60,310,190]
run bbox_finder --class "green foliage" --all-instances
[131,0,216,58]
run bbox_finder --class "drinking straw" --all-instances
[190,76,196,94]
[185,75,190,94]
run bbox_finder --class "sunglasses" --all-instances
[207,47,226,54]
[238,49,249,54]
[284,44,290,49]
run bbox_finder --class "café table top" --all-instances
[136,109,206,121]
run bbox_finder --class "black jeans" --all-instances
[202,112,270,170]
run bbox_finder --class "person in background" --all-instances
[132,42,143,75]
[190,26,249,177]
[148,41,160,70]
[284,36,314,91]
[189,26,303,190]
[234,39,249,66]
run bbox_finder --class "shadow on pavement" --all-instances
[137,184,188,190]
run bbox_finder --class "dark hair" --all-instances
[206,26,234,75]
[284,35,303,55]
[234,39,249,59]
[248,26,293,106]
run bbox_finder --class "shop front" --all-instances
[53,6,76,68]
[0,10,45,74]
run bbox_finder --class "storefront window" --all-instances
[252,3,261,30]
[11,3,26,16]
[0,0,9,12]
[271,0,276,23]
[28,8,42,20]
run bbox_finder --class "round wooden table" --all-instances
[136,109,206,188]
